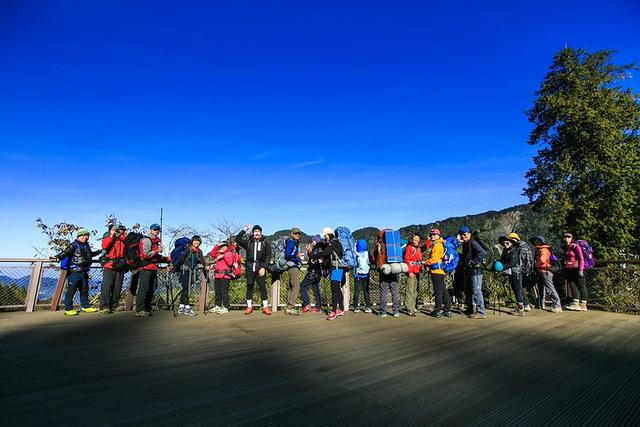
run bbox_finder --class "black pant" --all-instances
[330,272,345,311]
[353,276,371,308]
[215,278,230,308]
[509,273,528,306]
[432,274,452,312]
[246,270,267,301]
[452,269,465,303]
[101,268,124,310]
[565,269,588,300]
[179,271,192,306]
[135,269,157,312]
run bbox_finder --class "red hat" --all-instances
[429,228,441,236]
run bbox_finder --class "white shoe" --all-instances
[218,307,229,314]
[208,306,221,314]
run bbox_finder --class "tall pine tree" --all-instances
[525,48,640,258]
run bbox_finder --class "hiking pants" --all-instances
[565,269,588,301]
[100,268,124,310]
[301,271,323,308]
[246,270,267,301]
[178,270,192,306]
[286,267,301,309]
[464,273,485,316]
[330,271,346,311]
[353,276,371,309]
[432,273,451,313]
[405,274,418,312]
[538,271,561,308]
[380,273,399,313]
[135,269,157,313]
[64,272,90,311]
[509,273,526,307]
[214,278,230,308]
[452,268,465,303]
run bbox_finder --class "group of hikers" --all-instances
[52,221,593,320]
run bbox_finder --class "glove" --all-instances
[578,271,584,278]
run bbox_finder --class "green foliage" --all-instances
[525,48,640,258]
[0,284,28,306]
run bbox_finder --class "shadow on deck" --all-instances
[1,308,639,426]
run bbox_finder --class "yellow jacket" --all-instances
[425,238,445,275]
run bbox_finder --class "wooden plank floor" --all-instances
[1,307,639,426]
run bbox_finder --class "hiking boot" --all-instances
[183,307,197,316]
[353,308,361,313]
[524,304,532,312]
[99,308,111,314]
[364,307,372,313]
[64,309,78,316]
[285,308,299,316]
[326,311,337,321]
[218,307,229,314]
[336,309,345,317]
[81,307,98,313]
[444,311,453,318]
[564,300,581,311]
[469,313,486,319]
[134,311,150,317]
[579,301,588,311]
[513,309,525,316]
[310,307,320,313]
[550,306,563,313]
[378,311,387,318]
[244,306,253,315]
[408,310,417,317]
[208,306,221,314]
[432,311,442,319]
[177,306,185,315]
[392,311,400,318]
[262,307,272,316]
[302,304,311,313]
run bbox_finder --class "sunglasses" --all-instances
[293,232,300,235]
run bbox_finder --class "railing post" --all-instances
[343,271,350,312]
[271,275,280,313]
[50,269,67,311]
[198,271,208,313]
[25,261,44,312]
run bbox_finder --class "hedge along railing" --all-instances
[1,258,639,314]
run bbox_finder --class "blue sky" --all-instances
[1,0,639,256]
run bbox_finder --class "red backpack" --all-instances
[228,244,243,279]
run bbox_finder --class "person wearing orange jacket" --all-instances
[99,223,126,313]
[403,233,423,316]
[532,236,562,313]
[424,228,452,318]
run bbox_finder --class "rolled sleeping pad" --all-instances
[380,263,392,275]
[380,263,409,274]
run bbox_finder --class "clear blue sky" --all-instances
[1,0,639,256]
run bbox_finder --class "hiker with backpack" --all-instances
[134,224,168,317]
[498,233,529,316]
[531,236,562,313]
[284,227,303,315]
[99,223,126,314]
[353,239,372,313]
[235,224,272,315]
[208,241,235,314]
[53,228,101,316]
[375,230,401,318]
[310,228,345,320]
[173,235,206,316]
[425,229,453,318]
[459,226,487,319]
[300,235,327,313]
[562,232,589,311]
[403,233,424,316]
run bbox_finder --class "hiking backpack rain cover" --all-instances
[442,236,460,274]
[334,226,357,269]
[170,237,191,270]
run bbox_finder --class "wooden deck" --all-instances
[1,308,639,426]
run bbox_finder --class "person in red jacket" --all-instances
[209,241,235,314]
[403,233,423,316]
[100,223,126,313]
[135,224,168,317]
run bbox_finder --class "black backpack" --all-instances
[517,241,535,275]
[120,232,145,271]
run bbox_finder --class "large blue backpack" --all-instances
[442,236,460,274]
[170,237,191,270]
[59,241,79,270]
[334,226,357,269]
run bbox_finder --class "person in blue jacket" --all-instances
[285,227,303,315]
